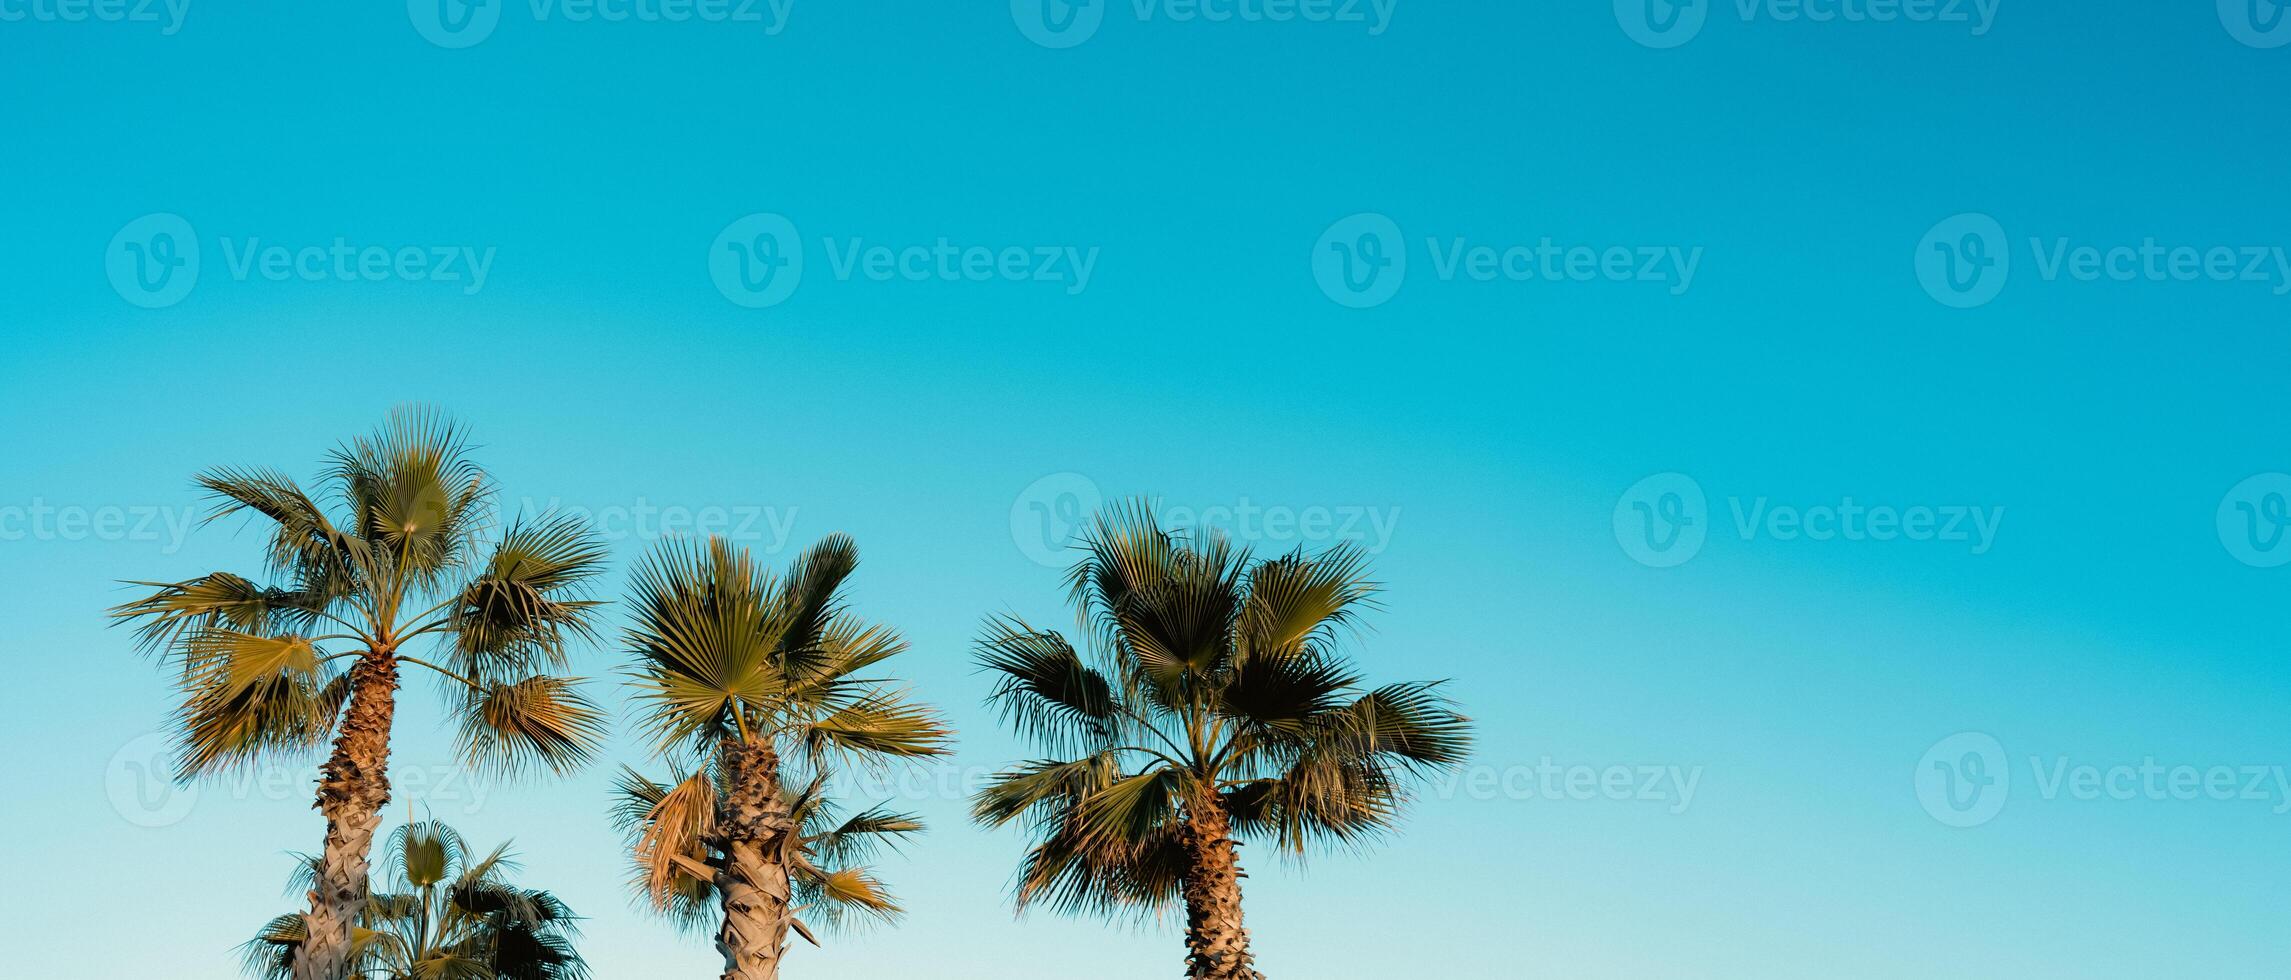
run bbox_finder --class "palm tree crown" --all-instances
[615,534,950,977]
[114,408,608,779]
[972,502,1472,976]
[241,820,590,980]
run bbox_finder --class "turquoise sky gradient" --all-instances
[4,3,2290,977]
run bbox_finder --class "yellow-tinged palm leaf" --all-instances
[458,675,605,776]
[609,767,719,916]
[799,692,952,762]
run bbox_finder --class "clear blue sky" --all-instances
[4,3,2290,977]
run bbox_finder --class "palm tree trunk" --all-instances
[292,653,400,980]
[713,738,795,980]
[1180,796,1264,980]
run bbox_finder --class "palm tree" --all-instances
[114,410,608,980]
[241,819,590,980]
[610,768,925,964]
[971,502,1474,980]
[617,534,951,979]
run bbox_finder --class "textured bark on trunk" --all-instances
[1180,797,1265,980]
[712,738,795,980]
[292,652,399,980]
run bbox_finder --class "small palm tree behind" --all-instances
[972,501,1473,980]
[242,819,589,980]
[616,534,951,980]
[114,409,608,980]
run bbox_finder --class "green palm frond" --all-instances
[797,690,952,764]
[978,618,1118,756]
[112,573,327,668]
[777,533,860,662]
[791,866,902,932]
[449,515,607,684]
[194,465,366,588]
[803,802,924,871]
[624,537,781,748]
[456,675,606,776]
[972,753,1124,831]
[325,406,489,590]
[1237,544,1378,663]
[171,630,342,776]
